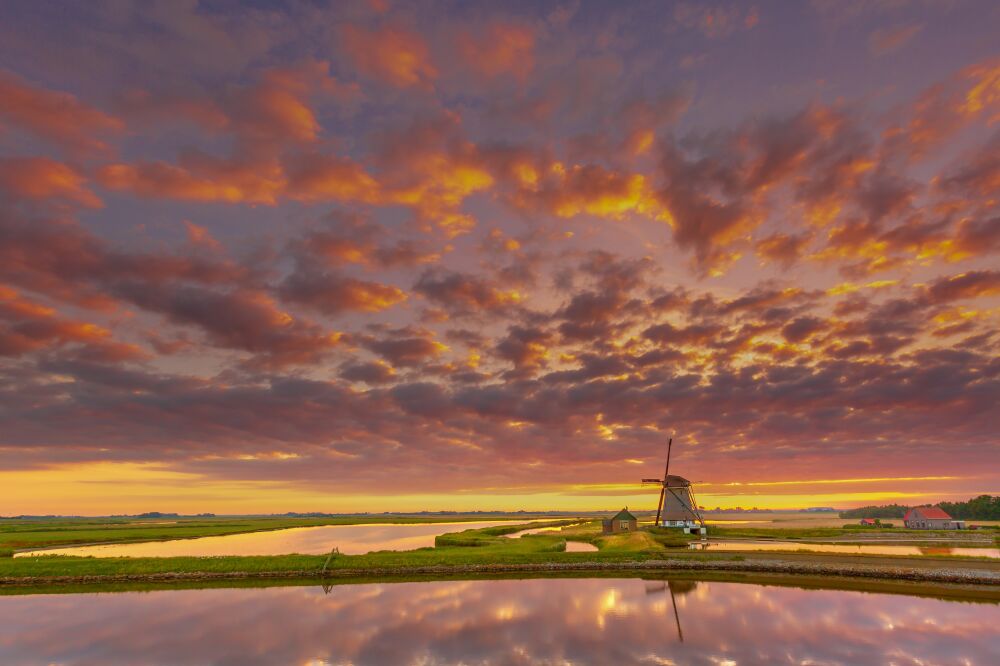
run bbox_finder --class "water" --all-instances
[690,540,1000,558]
[0,578,996,665]
[14,521,543,558]
[501,522,597,551]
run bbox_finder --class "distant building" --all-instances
[859,518,877,526]
[903,506,965,530]
[602,508,638,534]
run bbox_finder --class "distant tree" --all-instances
[839,496,1000,521]
[939,495,1000,520]
[839,504,908,519]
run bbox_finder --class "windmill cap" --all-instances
[664,475,692,486]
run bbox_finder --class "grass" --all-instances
[707,525,996,544]
[1,519,994,590]
[0,514,563,552]
[0,532,730,581]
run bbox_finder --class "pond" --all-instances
[690,540,1000,558]
[13,520,542,558]
[0,577,996,665]
[501,522,598,551]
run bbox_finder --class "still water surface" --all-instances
[691,540,1000,558]
[0,577,996,665]
[14,520,539,558]
[501,523,598,551]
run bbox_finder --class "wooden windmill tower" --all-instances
[641,438,706,533]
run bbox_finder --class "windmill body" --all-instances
[641,439,707,534]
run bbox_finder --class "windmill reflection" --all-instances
[645,579,699,642]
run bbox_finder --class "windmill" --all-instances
[641,438,706,532]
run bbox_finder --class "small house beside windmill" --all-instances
[642,438,707,535]
[602,507,638,534]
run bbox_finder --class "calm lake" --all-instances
[14,520,540,558]
[0,577,996,665]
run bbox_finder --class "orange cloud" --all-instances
[0,70,123,153]
[0,157,101,207]
[513,162,670,223]
[230,69,322,143]
[98,156,285,205]
[285,154,380,203]
[342,24,437,87]
[0,286,143,359]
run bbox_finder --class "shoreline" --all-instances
[4,556,998,590]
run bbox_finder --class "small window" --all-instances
[620,520,629,530]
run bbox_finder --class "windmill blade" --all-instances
[663,437,673,479]
[669,583,684,643]
[667,487,701,522]
[641,478,663,484]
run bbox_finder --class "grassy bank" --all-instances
[708,525,998,545]
[2,567,997,603]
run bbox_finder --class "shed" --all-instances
[602,507,638,534]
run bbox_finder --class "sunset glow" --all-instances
[1,1,998,515]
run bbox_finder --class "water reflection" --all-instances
[501,522,597,552]
[0,577,995,665]
[14,520,542,558]
[690,540,1000,558]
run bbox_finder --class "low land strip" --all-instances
[1,520,996,597]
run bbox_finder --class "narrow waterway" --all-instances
[14,520,544,558]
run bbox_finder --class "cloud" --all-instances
[922,271,1000,304]
[0,157,101,207]
[0,286,143,360]
[279,268,407,316]
[672,3,760,39]
[868,23,922,56]
[341,24,437,88]
[111,282,343,366]
[362,329,446,367]
[414,270,521,316]
[98,156,285,205]
[456,22,535,81]
[340,360,396,384]
[0,69,123,153]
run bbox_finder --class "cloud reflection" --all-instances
[0,578,996,665]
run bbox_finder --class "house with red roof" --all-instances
[903,506,965,530]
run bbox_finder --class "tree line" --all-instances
[839,495,1000,520]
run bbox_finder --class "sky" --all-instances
[0,0,998,516]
